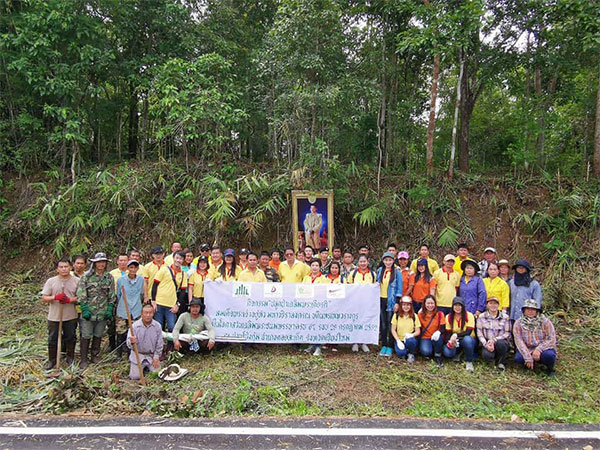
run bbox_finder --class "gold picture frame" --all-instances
[292,190,334,253]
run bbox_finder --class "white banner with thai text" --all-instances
[204,280,380,344]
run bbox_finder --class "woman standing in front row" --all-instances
[346,254,376,353]
[376,252,403,357]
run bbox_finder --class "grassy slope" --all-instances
[1,279,599,423]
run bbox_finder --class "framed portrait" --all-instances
[292,190,334,253]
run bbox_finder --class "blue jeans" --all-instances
[420,337,444,357]
[438,306,452,316]
[154,305,176,332]
[379,299,393,347]
[515,348,556,372]
[394,337,418,357]
[443,335,476,362]
[412,301,423,314]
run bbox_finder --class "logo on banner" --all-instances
[233,283,251,298]
[264,283,283,298]
[326,284,345,299]
[295,285,314,298]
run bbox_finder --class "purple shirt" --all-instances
[127,318,163,364]
[458,276,487,314]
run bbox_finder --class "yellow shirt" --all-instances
[144,261,165,297]
[445,311,475,334]
[324,274,342,284]
[278,260,310,283]
[380,268,392,298]
[346,269,376,284]
[238,268,268,282]
[164,253,174,266]
[153,265,188,308]
[453,256,476,276]
[483,276,510,310]
[213,265,239,281]
[192,255,213,266]
[410,257,440,274]
[110,268,127,289]
[391,313,421,337]
[433,268,460,308]
[188,270,209,298]
[207,263,222,280]
[302,274,328,283]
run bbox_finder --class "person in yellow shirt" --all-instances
[442,296,476,371]
[410,244,440,274]
[110,254,128,288]
[207,247,223,280]
[151,251,188,352]
[144,247,166,301]
[238,248,250,271]
[302,259,327,284]
[190,243,212,272]
[324,261,342,283]
[279,247,310,282]
[164,242,183,266]
[345,254,375,353]
[453,243,476,276]
[238,252,268,282]
[432,254,461,315]
[187,256,210,302]
[483,262,510,311]
[391,296,421,362]
[215,249,239,281]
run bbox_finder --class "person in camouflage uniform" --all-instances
[259,251,280,282]
[77,252,116,369]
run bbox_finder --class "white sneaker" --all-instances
[303,345,314,353]
[313,347,322,356]
[497,363,506,371]
[407,354,415,363]
[352,344,359,352]
[465,362,474,372]
[361,344,370,353]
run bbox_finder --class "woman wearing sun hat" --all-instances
[513,299,556,376]
[508,260,542,321]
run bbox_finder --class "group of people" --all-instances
[41,241,557,380]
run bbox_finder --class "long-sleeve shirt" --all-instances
[476,311,511,345]
[483,276,510,310]
[513,317,557,362]
[127,318,163,364]
[76,271,116,321]
[508,279,542,321]
[116,275,144,320]
[458,276,487,314]
[172,313,216,343]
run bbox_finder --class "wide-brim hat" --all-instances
[461,259,480,272]
[158,364,189,382]
[89,252,111,263]
[189,297,204,306]
[512,259,532,272]
[521,298,541,312]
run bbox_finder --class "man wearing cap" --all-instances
[115,260,144,360]
[397,251,413,297]
[238,252,268,282]
[144,247,166,302]
[173,298,216,354]
[127,304,163,380]
[259,251,280,282]
[164,242,183,266]
[127,249,145,278]
[304,204,323,250]
[476,296,511,370]
[453,243,476,277]
[41,258,79,369]
[497,259,512,283]
[318,247,332,275]
[77,252,116,368]
[508,260,542,321]
[238,248,250,271]
[432,254,461,315]
[152,251,188,348]
[513,299,556,376]
[108,253,128,352]
[410,244,440,274]
[279,247,310,282]
[479,247,498,278]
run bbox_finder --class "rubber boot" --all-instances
[116,333,127,360]
[65,341,76,365]
[91,337,102,363]
[79,338,90,369]
[108,333,117,352]
[44,345,57,370]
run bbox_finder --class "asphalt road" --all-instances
[1,417,598,450]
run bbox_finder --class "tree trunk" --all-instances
[458,59,472,173]
[139,92,149,161]
[116,113,123,161]
[128,82,139,159]
[426,53,440,176]
[594,61,600,177]
[448,53,464,180]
